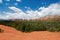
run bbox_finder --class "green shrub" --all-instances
[0,20,60,32]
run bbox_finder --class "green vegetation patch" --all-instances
[0,20,60,32]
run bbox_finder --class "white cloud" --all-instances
[16,0,21,2]
[39,7,45,11]
[6,0,10,2]
[9,6,29,19]
[26,10,41,19]
[0,3,60,20]
[0,0,2,4]
[39,3,60,16]
[9,6,22,13]
[25,6,31,9]
[5,3,9,5]
[0,0,21,4]
[14,3,18,6]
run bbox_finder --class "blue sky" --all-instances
[0,0,60,12]
[0,0,60,19]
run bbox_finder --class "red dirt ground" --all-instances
[0,25,60,40]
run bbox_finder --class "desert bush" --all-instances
[0,20,60,32]
[0,29,4,33]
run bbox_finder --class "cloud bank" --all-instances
[0,3,60,20]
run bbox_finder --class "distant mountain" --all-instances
[10,16,60,22]
[30,16,60,21]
